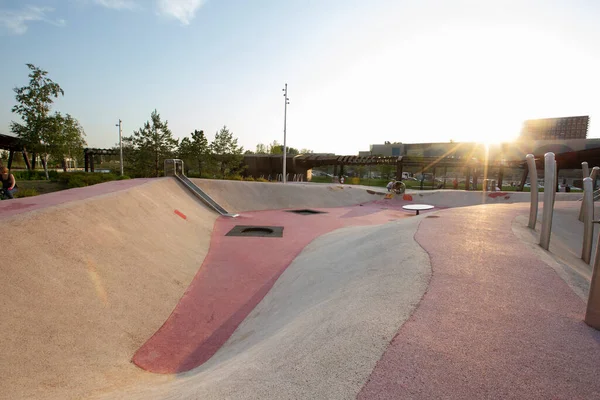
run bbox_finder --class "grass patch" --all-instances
[13,180,66,197]
[14,188,39,198]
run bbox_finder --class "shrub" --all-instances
[227,175,243,181]
[116,175,131,180]
[11,170,59,181]
[243,176,255,181]
[58,172,120,188]
[67,177,87,188]
[256,177,268,182]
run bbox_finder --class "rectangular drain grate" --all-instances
[226,225,284,238]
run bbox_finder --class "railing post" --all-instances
[582,177,594,263]
[585,220,600,329]
[540,152,556,250]
[591,166,600,190]
[579,162,590,222]
[526,154,538,229]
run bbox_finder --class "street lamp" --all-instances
[282,83,289,183]
[116,119,123,176]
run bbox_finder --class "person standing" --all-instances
[1,167,17,199]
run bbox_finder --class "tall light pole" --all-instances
[116,119,123,176]
[282,83,289,183]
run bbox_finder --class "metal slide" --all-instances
[165,159,238,218]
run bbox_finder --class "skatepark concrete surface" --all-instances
[1,178,217,400]
[1,178,599,400]
[97,219,430,399]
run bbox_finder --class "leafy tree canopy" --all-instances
[129,110,178,177]
[10,64,85,178]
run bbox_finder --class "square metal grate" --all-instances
[285,209,328,215]
[225,225,284,238]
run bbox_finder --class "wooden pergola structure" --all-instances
[294,154,522,190]
[0,133,37,170]
[84,148,120,172]
[294,154,401,176]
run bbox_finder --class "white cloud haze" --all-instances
[156,0,206,25]
[92,0,139,10]
[0,6,65,35]
[0,1,207,35]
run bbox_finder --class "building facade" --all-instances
[520,116,589,140]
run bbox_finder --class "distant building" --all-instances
[360,115,596,161]
[520,116,589,140]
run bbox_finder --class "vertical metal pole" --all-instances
[552,163,557,209]
[585,220,600,329]
[282,83,289,184]
[590,166,600,190]
[540,152,556,250]
[579,162,590,221]
[582,177,594,263]
[526,154,538,229]
[119,119,124,176]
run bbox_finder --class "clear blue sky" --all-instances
[2,0,600,155]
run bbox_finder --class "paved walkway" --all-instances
[360,204,600,399]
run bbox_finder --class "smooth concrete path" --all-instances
[360,204,600,399]
[133,199,436,374]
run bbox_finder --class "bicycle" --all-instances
[391,180,406,195]
[0,188,16,200]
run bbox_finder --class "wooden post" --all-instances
[497,165,504,190]
[473,169,478,190]
[22,150,32,171]
[90,154,95,173]
[518,163,529,191]
[465,167,471,191]
[84,151,89,172]
[396,160,403,181]
[7,150,14,170]
[443,166,447,189]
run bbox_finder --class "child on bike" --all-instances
[1,167,17,199]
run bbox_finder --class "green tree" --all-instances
[268,140,299,155]
[377,164,395,180]
[210,126,244,178]
[128,110,178,177]
[178,137,194,174]
[11,64,85,179]
[255,143,268,154]
[178,130,209,176]
[45,113,87,171]
[269,140,282,155]
[299,148,313,154]
[188,129,209,175]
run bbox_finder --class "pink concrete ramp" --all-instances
[0,178,152,219]
[360,204,600,399]
[0,178,218,400]
[132,200,428,374]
